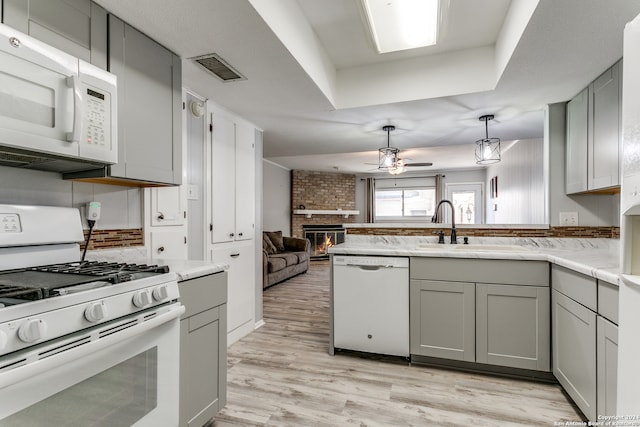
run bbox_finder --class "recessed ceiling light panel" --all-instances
[362,0,440,54]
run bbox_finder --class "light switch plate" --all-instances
[559,211,578,225]
[187,185,199,200]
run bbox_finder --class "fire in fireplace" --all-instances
[302,225,345,259]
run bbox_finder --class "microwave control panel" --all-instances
[83,87,110,148]
[0,214,21,233]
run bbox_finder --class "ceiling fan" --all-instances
[377,125,433,174]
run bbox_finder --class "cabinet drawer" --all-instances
[179,272,227,318]
[411,257,549,286]
[551,265,597,311]
[598,280,619,324]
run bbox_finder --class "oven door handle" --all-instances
[0,304,185,390]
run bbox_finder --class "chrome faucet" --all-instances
[431,200,457,244]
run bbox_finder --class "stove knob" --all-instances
[0,330,6,350]
[152,285,169,302]
[18,319,48,343]
[85,301,108,323]
[132,290,151,308]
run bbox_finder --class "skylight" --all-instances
[362,0,440,54]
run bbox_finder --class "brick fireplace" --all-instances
[291,170,357,238]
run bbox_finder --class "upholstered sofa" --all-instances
[262,231,311,289]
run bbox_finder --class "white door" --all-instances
[445,183,483,224]
[210,112,236,243]
[234,122,255,241]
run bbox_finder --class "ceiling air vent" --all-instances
[191,53,246,82]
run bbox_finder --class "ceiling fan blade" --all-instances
[405,162,433,167]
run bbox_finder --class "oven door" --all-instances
[0,303,184,427]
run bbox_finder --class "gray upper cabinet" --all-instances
[106,14,182,185]
[566,60,621,194]
[476,283,550,371]
[2,0,107,68]
[589,61,621,190]
[566,88,589,194]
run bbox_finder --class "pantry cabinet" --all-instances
[2,0,107,68]
[409,258,550,372]
[211,242,255,345]
[566,60,622,194]
[209,110,255,243]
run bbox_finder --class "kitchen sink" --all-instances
[415,244,530,252]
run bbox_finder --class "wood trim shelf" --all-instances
[293,209,359,219]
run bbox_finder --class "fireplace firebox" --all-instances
[303,225,345,259]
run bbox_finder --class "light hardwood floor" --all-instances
[214,261,583,426]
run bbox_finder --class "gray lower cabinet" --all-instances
[178,272,227,427]
[597,316,618,418]
[2,0,107,67]
[476,283,550,371]
[409,258,550,372]
[552,289,597,421]
[551,265,619,422]
[410,279,475,362]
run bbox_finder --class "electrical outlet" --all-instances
[559,211,578,226]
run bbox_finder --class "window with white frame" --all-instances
[374,187,436,220]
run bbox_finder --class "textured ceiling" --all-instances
[94,0,640,173]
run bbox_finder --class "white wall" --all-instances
[262,159,291,235]
[545,103,620,227]
[0,166,142,230]
[485,138,545,224]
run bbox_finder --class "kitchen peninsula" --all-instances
[328,233,620,422]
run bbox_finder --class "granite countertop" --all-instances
[85,247,229,281]
[328,235,620,285]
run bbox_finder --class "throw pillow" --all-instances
[265,230,285,252]
[263,233,277,254]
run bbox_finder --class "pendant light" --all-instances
[379,125,401,173]
[475,115,501,165]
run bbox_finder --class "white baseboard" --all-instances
[227,319,254,347]
[254,319,265,329]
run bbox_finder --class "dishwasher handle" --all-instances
[348,264,396,270]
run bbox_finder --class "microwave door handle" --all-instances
[65,75,82,143]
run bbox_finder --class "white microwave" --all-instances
[0,23,117,172]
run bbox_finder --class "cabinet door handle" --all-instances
[238,232,243,237]
[157,246,165,253]
[229,232,235,238]
[230,253,240,258]
[157,213,165,220]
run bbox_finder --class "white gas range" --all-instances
[0,204,184,426]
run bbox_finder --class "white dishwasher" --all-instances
[332,255,409,357]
